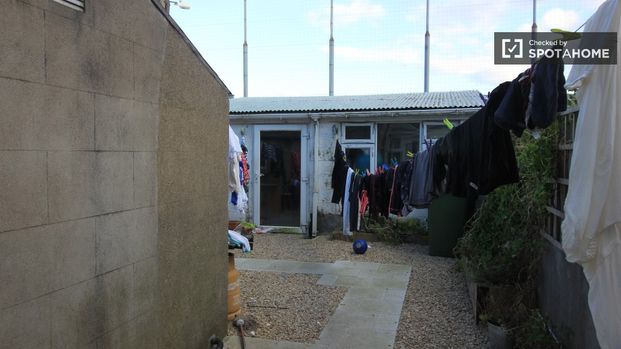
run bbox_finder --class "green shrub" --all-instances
[364,215,428,244]
[456,124,560,346]
[456,128,555,284]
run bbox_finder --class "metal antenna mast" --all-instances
[329,0,335,96]
[243,0,248,97]
[424,0,430,92]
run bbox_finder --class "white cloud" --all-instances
[540,8,581,32]
[307,0,385,28]
[405,3,426,23]
[432,54,525,86]
[335,0,385,24]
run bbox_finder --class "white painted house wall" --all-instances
[229,121,342,226]
[229,91,486,232]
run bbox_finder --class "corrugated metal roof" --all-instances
[230,90,484,114]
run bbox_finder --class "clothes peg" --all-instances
[551,28,581,41]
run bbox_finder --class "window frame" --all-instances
[341,123,374,144]
[420,120,462,151]
[341,143,376,174]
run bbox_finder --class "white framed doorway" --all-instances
[252,125,309,232]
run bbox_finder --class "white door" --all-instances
[252,125,308,231]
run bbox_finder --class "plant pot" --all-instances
[466,277,490,323]
[487,321,511,349]
[228,220,241,230]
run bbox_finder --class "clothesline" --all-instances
[331,55,568,236]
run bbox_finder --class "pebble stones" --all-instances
[233,234,487,348]
[227,271,347,343]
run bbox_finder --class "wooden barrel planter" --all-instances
[228,220,241,230]
[227,252,242,320]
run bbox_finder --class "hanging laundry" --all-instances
[432,137,448,196]
[331,140,349,204]
[367,173,387,220]
[367,174,379,219]
[386,167,398,215]
[377,170,389,218]
[398,159,414,212]
[229,126,242,155]
[407,148,435,208]
[359,190,369,219]
[494,77,529,137]
[525,56,567,130]
[495,57,567,136]
[349,174,362,232]
[229,126,248,213]
[561,1,621,347]
[241,145,250,187]
[435,81,519,197]
[342,168,354,236]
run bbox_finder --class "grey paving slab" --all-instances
[224,336,312,349]
[338,295,404,316]
[234,258,411,349]
[315,327,395,349]
[317,274,338,286]
[334,260,382,272]
[378,263,413,273]
[236,258,337,275]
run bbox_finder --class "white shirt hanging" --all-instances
[561,1,621,347]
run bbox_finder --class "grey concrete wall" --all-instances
[538,240,600,349]
[157,24,229,348]
[0,0,229,347]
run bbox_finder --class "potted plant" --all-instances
[239,221,256,235]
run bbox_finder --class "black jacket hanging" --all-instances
[331,140,349,204]
[437,81,519,197]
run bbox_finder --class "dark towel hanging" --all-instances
[331,140,349,204]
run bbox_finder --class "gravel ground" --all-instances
[233,234,487,348]
[227,271,347,343]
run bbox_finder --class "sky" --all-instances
[170,0,607,97]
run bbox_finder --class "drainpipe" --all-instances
[312,116,320,237]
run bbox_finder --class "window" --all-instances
[342,123,373,143]
[345,125,371,140]
[340,123,376,172]
[53,0,84,11]
[377,123,420,166]
[420,121,460,151]
[345,147,372,173]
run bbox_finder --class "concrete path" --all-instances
[224,258,411,349]
[224,336,312,349]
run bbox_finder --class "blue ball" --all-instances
[353,239,368,254]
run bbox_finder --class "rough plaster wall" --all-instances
[316,122,341,216]
[0,0,228,348]
[158,26,229,348]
